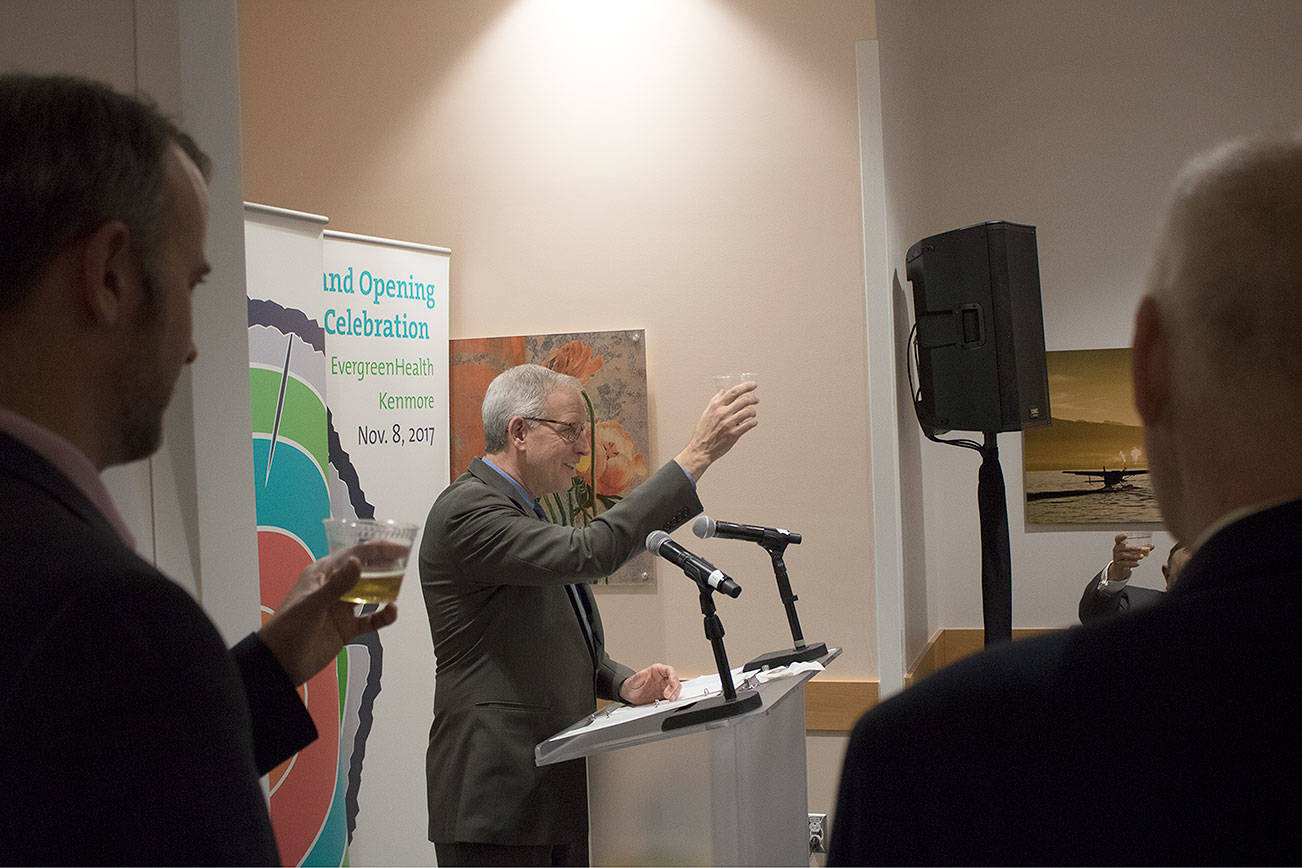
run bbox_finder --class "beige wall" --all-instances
[240,0,880,684]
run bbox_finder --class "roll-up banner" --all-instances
[320,229,449,864]
[245,205,449,866]
[244,204,342,868]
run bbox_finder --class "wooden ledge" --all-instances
[802,628,1062,734]
[805,678,878,732]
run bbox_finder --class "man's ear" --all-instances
[508,416,529,447]
[78,220,135,327]
[1131,295,1170,426]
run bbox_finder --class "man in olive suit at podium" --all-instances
[830,131,1302,864]
[420,363,757,866]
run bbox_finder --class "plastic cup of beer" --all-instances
[1125,531,1155,559]
[322,517,419,605]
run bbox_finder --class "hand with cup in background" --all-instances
[1107,531,1154,583]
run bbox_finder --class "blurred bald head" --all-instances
[1150,133,1302,393]
[1134,131,1302,544]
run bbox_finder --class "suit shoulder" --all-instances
[1126,585,1166,605]
[2,527,226,684]
[428,470,511,519]
[852,629,1079,742]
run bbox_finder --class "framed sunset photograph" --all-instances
[1022,347,1163,527]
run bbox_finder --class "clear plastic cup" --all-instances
[710,372,759,395]
[1125,531,1155,559]
[322,517,419,605]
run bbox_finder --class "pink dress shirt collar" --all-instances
[0,405,136,550]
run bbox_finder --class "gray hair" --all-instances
[1148,130,1302,395]
[482,364,581,453]
[0,74,211,314]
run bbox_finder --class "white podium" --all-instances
[536,648,839,866]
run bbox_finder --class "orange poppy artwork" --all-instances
[449,329,653,584]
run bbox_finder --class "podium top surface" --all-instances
[536,647,840,766]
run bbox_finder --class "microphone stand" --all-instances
[742,538,828,673]
[663,585,761,731]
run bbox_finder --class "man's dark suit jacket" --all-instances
[1079,566,1165,622]
[0,430,316,865]
[830,498,1302,865]
[419,457,700,846]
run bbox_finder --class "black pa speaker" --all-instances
[906,220,1050,434]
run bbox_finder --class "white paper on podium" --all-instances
[754,660,824,683]
[576,661,824,734]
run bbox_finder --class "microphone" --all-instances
[645,531,742,598]
[693,515,802,546]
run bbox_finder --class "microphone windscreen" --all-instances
[691,515,715,539]
[646,530,670,554]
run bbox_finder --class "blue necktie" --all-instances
[533,500,597,660]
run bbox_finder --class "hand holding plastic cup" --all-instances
[322,517,420,605]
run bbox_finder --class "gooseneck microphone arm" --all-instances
[694,515,829,672]
[698,584,737,701]
[644,532,765,728]
[645,530,741,696]
[659,580,762,731]
[693,515,804,640]
[764,542,808,650]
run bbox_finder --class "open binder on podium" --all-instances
[535,647,840,866]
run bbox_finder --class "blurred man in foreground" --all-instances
[831,131,1302,864]
[0,74,397,865]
